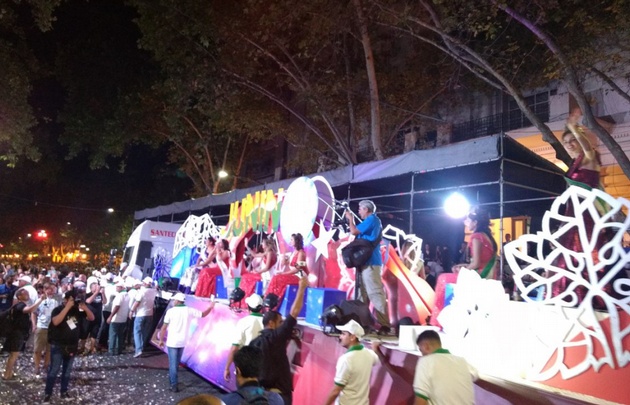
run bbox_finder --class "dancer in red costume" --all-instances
[180,238,216,294]
[430,207,497,327]
[266,233,307,307]
[195,239,230,298]
[551,108,609,305]
[239,238,278,300]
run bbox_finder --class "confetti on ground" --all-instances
[0,346,224,405]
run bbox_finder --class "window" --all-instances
[506,91,550,130]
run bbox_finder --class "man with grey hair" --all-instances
[345,200,392,335]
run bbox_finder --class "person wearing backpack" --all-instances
[250,275,308,405]
[221,345,284,405]
[345,200,392,335]
[2,287,45,380]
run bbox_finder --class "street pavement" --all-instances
[0,346,225,405]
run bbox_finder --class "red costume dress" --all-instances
[195,255,229,298]
[266,250,303,307]
[552,154,610,306]
[430,233,496,328]
[239,255,277,299]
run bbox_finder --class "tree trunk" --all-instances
[495,1,630,180]
[353,0,384,160]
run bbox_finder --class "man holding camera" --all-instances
[345,200,392,335]
[43,290,95,403]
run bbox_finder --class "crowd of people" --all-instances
[0,262,160,402]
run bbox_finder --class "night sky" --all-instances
[0,0,191,250]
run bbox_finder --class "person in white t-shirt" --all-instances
[223,293,264,382]
[158,292,215,393]
[413,330,478,405]
[106,281,130,355]
[15,275,38,305]
[130,277,158,357]
[33,283,59,376]
[324,320,379,405]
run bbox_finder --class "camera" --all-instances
[74,291,86,304]
[333,200,350,227]
[334,200,349,210]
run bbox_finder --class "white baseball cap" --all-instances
[336,319,365,338]
[245,294,263,308]
[142,277,154,285]
[171,292,186,302]
[18,275,32,283]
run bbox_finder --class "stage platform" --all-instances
[150,294,612,405]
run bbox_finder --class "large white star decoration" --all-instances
[311,221,337,260]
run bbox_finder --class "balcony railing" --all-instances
[451,106,549,142]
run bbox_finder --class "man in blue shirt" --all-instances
[345,200,392,335]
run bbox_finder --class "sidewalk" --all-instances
[0,347,224,405]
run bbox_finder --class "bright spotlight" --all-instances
[444,192,470,219]
[107,208,114,213]
[218,170,228,179]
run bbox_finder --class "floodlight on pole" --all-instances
[107,208,115,213]
[444,192,470,219]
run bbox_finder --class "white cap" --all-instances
[115,280,126,288]
[336,319,365,338]
[86,276,99,289]
[73,281,86,289]
[245,294,263,308]
[18,275,32,283]
[171,292,186,302]
[142,277,154,285]
[125,278,137,288]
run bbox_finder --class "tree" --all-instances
[375,0,630,177]
[121,0,459,178]
[0,0,63,166]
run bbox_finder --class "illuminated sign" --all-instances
[150,229,177,238]
[227,188,284,237]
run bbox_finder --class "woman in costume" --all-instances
[453,207,498,278]
[552,108,608,304]
[430,206,497,327]
[239,238,278,300]
[180,238,216,294]
[195,239,230,297]
[266,233,307,307]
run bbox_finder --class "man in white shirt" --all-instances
[158,293,214,393]
[130,277,158,357]
[33,283,59,376]
[413,330,478,405]
[223,293,264,382]
[106,280,130,355]
[15,275,38,305]
[324,320,379,405]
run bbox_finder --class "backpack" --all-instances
[341,216,383,269]
[0,306,15,337]
[235,386,270,405]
